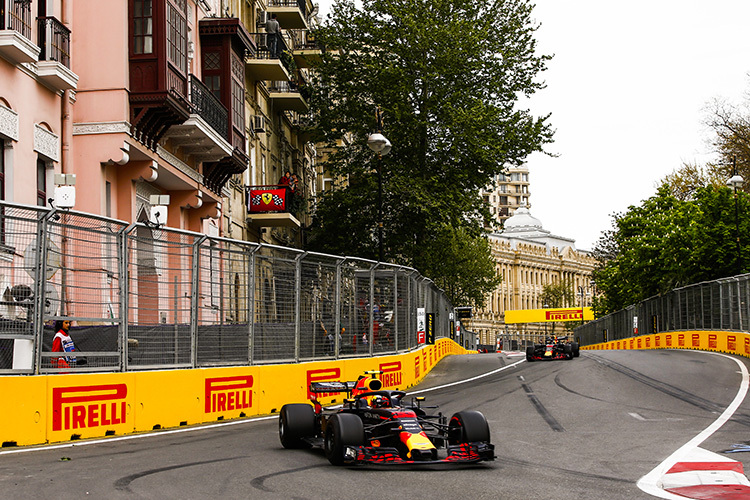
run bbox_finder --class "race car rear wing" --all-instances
[309,381,355,394]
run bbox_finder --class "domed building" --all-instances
[470,204,597,349]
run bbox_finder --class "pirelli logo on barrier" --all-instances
[728,335,736,351]
[205,376,253,414]
[52,384,128,432]
[379,362,402,388]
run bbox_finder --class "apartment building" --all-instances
[470,205,597,346]
[481,164,530,229]
[0,0,318,247]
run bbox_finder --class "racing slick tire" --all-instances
[525,346,535,362]
[324,413,365,465]
[448,410,491,445]
[563,344,574,360]
[572,342,580,357]
[279,404,316,449]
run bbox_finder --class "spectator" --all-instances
[51,319,85,369]
[266,14,281,58]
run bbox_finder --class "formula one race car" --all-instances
[525,335,580,361]
[278,371,495,466]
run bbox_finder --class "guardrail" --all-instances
[574,273,750,345]
[0,201,462,374]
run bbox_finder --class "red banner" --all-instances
[248,188,287,212]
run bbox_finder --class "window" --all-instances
[36,158,47,206]
[203,50,222,100]
[231,52,245,146]
[167,0,187,73]
[133,0,153,54]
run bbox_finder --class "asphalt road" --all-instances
[2,349,750,500]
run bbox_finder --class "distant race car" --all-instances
[278,370,495,466]
[526,335,580,361]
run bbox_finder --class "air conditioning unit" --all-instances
[252,115,266,133]
[257,10,267,27]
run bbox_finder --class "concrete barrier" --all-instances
[582,330,750,358]
[0,338,470,447]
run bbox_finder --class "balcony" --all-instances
[36,16,77,90]
[288,29,321,68]
[265,0,308,30]
[0,0,38,63]
[245,184,300,228]
[161,75,233,163]
[245,32,291,81]
[268,80,309,113]
[203,147,249,195]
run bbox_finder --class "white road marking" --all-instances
[636,352,750,499]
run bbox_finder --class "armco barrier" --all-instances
[0,338,469,447]
[582,330,750,358]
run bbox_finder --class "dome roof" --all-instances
[503,206,544,232]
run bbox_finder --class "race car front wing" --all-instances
[345,442,495,465]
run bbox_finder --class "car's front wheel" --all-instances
[525,346,535,362]
[324,413,364,465]
[279,403,315,449]
[448,410,490,445]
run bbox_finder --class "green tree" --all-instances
[413,225,501,308]
[305,0,552,288]
[593,184,750,314]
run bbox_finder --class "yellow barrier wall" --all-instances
[581,330,750,359]
[0,338,470,447]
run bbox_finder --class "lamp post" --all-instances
[727,157,745,275]
[367,110,391,263]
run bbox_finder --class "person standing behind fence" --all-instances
[52,319,79,369]
[266,14,281,58]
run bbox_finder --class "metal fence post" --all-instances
[191,236,207,368]
[294,252,306,363]
[248,244,258,365]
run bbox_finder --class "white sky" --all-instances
[314,1,750,250]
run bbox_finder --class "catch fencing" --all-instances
[575,273,750,345]
[0,202,462,374]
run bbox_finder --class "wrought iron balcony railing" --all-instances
[189,75,229,141]
[37,16,70,68]
[248,32,291,70]
[1,0,32,39]
[267,0,307,18]
[288,29,320,51]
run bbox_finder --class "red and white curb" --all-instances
[638,352,750,499]
[660,447,750,498]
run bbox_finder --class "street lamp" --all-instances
[367,115,391,263]
[727,158,745,275]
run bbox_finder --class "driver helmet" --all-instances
[371,395,389,408]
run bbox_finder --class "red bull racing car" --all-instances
[278,371,495,466]
[525,335,579,361]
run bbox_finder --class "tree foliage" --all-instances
[593,184,750,314]
[303,0,552,306]
[413,225,502,308]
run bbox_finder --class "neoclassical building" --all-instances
[472,205,598,346]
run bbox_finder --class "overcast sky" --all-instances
[314,1,750,250]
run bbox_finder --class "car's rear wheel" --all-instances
[279,404,315,449]
[563,343,573,360]
[324,413,364,465]
[525,346,535,362]
[448,410,490,445]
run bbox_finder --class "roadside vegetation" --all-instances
[303,0,552,308]
[593,96,750,315]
